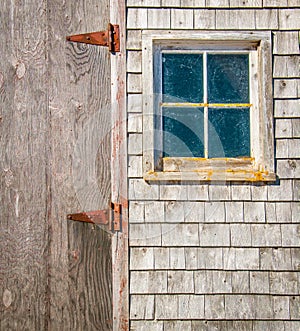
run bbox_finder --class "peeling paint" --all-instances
[3,289,13,308]
[15,192,19,218]
[15,61,26,79]
[0,72,4,89]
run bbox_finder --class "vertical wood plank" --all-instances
[47,0,112,329]
[111,0,129,330]
[0,1,48,329]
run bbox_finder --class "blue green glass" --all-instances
[162,54,203,103]
[208,108,250,158]
[207,54,249,103]
[163,107,204,157]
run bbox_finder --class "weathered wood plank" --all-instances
[255,9,279,29]
[274,99,300,118]
[273,56,300,78]
[216,9,255,29]
[127,51,142,73]
[111,0,129,329]
[194,9,216,29]
[148,8,171,29]
[127,8,148,29]
[279,9,300,29]
[273,32,300,55]
[263,0,288,7]
[171,9,194,29]
[144,169,276,181]
[127,30,143,50]
[0,1,49,329]
[47,0,112,329]
[127,0,161,6]
[274,79,300,98]
[230,0,262,7]
[162,0,181,6]
[206,0,230,7]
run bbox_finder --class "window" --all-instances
[142,31,275,182]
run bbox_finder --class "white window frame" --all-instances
[142,30,275,182]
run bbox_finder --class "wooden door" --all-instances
[0,0,127,330]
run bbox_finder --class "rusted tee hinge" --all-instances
[67,202,122,232]
[66,23,120,53]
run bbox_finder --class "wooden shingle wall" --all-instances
[126,1,299,330]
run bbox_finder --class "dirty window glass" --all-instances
[207,54,249,103]
[208,108,250,157]
[162,54,203,103]
[163,107,204,157]
[160,52,250,158]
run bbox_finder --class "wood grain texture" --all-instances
[111,0,129,329]
[0,0,49,330]
[48,0,112,330]
[1,0,113,330]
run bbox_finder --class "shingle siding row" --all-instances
[127,1,299,329]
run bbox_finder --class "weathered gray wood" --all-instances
[273,56,300,78]
[0,1,49,329]
[216,9,255,29]
[162,0,181,6]
[127,0,161,6]
[275,99,300,118]
[127,8,148,29]
[110,2,129,324]
[274,79,300,98]
[0,0,116,328]
[263,0,288,7]
[279,9,300,30]
[130,247,155,270]
[127,31,143,50]
[171,9,194,29]
[127,73,142,93]
[164,321,192,331]
[131,321,164,331]
[273,32,300,55]
[255,9,279,29]
[169,248,186,269]
[127,51,142,73]
[130,271,168,293]
[130,295,155,319]
[148,9,171,29]
[47,0,113,329]
[194,9,216,29]
[230,0,262,7]
[206,0,230,6]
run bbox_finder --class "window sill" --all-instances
[144,170,276,182]
[144,157,276,182]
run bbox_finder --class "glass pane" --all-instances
[207,54,249,103]
[163,107,204,157]
[162,54,203,103]
[208,108,250,158]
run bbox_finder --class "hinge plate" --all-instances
[66,23,120,52]
[111,202,122,232]
[67,202,122,232]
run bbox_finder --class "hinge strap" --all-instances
[66,23,120,53]
[67,202,122,232]
[67,210,109,226]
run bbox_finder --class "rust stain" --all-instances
[3,289,13,308]
[66,24,120,52]
[67,210,109,226]
[71,250,80,260]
